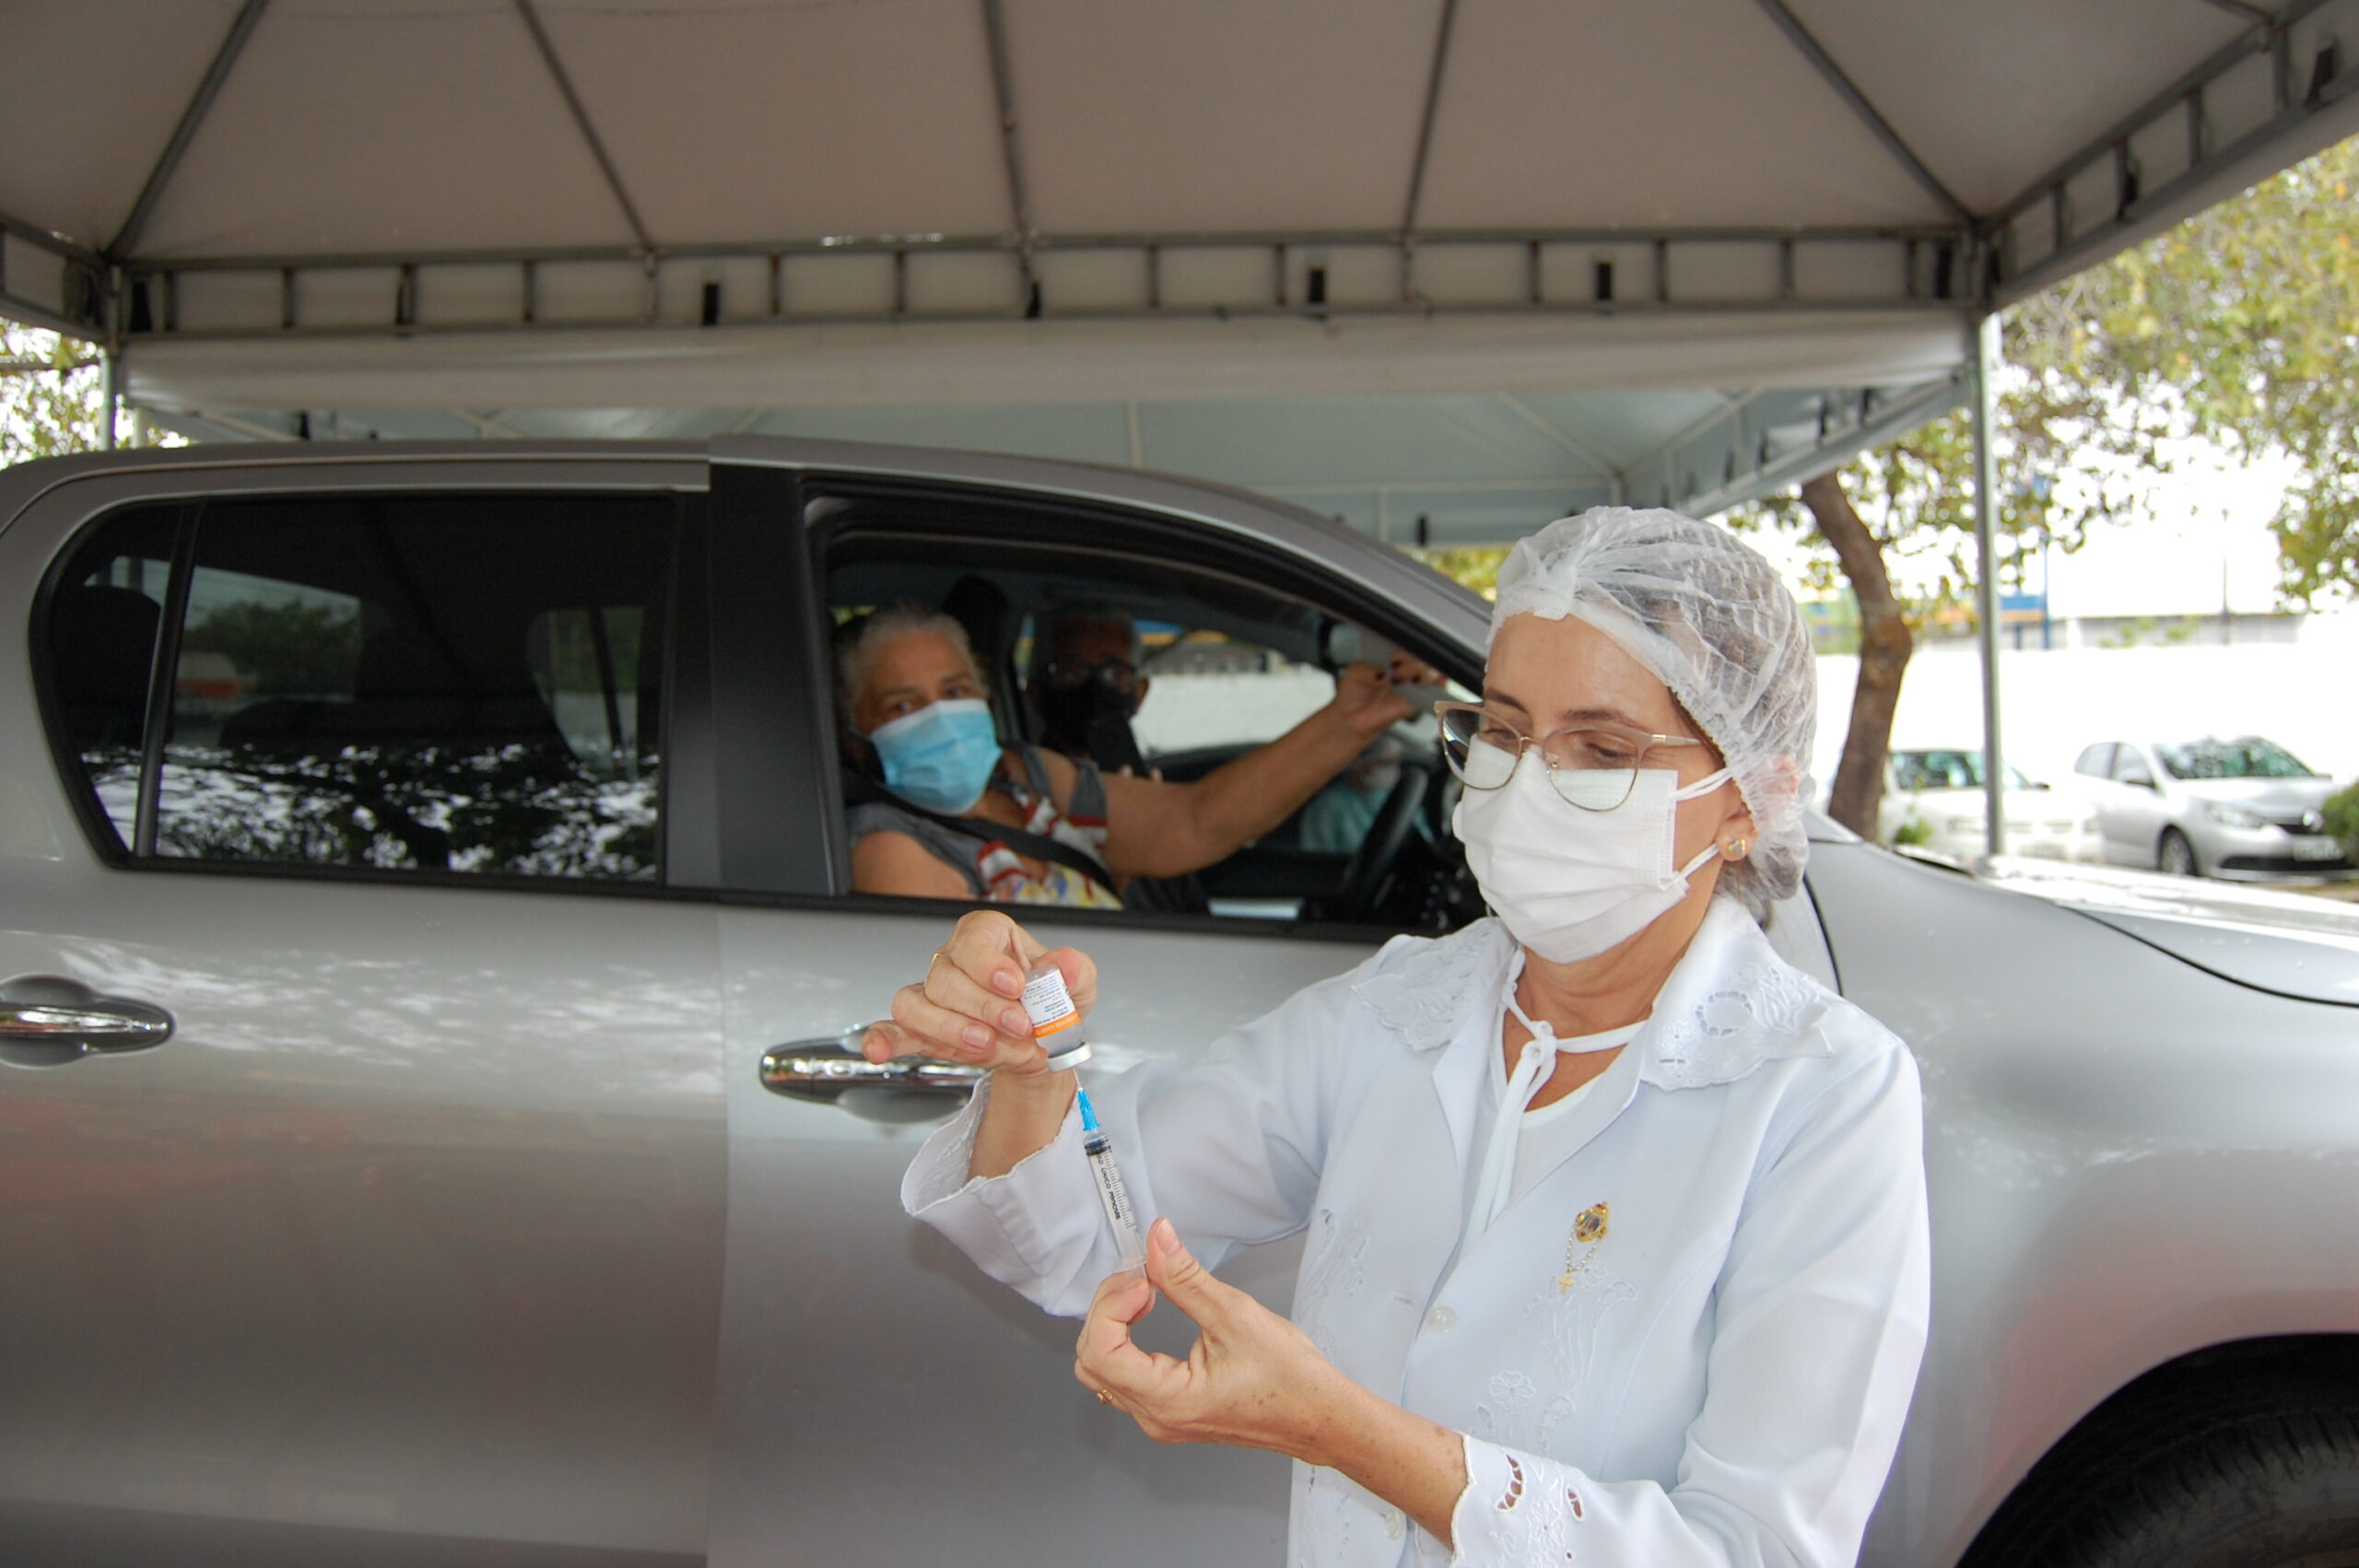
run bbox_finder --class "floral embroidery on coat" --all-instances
[1294,1206,1371,1363]
[1353,905,1839,1090]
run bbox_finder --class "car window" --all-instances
[2073,743,2115,778]
[817,490,1477,931]
[2154,737,2317,780]
[2111,747,2154,788]
[42,493,676,882]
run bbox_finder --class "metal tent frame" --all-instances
[5,0,2358,849]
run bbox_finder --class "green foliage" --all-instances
[1738,134,2359,613]
[2012,135,2359,603]
[1891,816,1932,848]
[2325,780,2359,857]
[1409,546,1511,599]
[181,600,363,696]
[2,324,102,464]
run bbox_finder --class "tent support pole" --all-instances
[1971,310,2005,859]
[99,352,120,451]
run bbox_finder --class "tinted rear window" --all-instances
[43,493,676,883]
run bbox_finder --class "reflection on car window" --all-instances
[2154,737,2316,780]
[45,494,675,882]
[1112,628,1333,760]
[45,505,175,848]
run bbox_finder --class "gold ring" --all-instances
[1095,1387,1116,1407]
[928,950,951,970]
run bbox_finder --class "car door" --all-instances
[2105,743,2168,866]
[0,455,726,1566]
[695,451,1840,1566]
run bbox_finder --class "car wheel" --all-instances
[1962,1376,2359,1568]
[2158,828,2199,876]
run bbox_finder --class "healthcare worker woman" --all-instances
[864,508,1930,1568]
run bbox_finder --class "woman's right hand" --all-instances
[860,909,1097,1079]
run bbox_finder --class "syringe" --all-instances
[1075,1086,1148,1278]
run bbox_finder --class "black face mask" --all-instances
[1037,682,1146,774]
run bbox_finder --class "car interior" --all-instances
[816,487,1483,931]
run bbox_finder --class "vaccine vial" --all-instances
[1020,959,1091,1071]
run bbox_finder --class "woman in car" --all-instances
[839,603,1412,904]
[863,509,1930,1568]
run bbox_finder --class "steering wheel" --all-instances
[1332,766,1429,922]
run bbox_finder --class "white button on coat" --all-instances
[906,901,1930,1568]
[1424,1306,1455,1333]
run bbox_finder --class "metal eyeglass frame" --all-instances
[1433,700,1710,812]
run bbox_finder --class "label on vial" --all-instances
[1021,968,1080,1038]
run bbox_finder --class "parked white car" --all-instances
[1875,748,2102,863]
[2071,737,2355,880]
[2,440,2355,1568]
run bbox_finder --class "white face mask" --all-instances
[1452,754,1733,963]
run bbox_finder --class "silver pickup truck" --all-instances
[3,438,2353,1568]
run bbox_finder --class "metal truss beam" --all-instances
[1495,394,1618,480]
[110,222,1967,340]
[513,0,653,254]
[1620,372,1968,517]
[979,0,1039,304]
[1989,0,2358,305]
[1,207,109,338]
[1752,0,1972,226]
[1402,0,1462,238]
[109,0,271,260]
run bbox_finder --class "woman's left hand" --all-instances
[1332,661,1416,738]
[1074,1217,1347,1461]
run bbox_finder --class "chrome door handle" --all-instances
[0,975,175,1068]
[760,1031,985,1102]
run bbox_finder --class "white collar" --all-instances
[1351,899,1837,1092]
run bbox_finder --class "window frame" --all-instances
[29,462,710,898]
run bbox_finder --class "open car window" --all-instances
[816,486,1481,933]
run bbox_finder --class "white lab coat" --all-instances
[904,898,1931,1568]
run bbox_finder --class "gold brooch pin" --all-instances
[1558,1201,1610,1293]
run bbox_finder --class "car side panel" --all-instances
[705,905,1371,1568]
[0,467,727,1564]
[1808,844,2359,1568]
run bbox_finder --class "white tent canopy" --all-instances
[5,0,2357,532]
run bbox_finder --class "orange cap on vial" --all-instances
[1020,960,1090,1071]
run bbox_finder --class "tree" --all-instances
[1752,132,2359,840]
[2,324,104,463]
[1737,379,2151,837]
[2013,135,2359,603]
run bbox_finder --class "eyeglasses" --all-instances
[1039,658,1141,696]
[1434,701,1708,811]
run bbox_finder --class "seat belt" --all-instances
[844,770,1119,891]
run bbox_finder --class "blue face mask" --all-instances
[868,698,1002,814]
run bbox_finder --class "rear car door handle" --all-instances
[0,975,176,1068]
[760,1031,985,1102]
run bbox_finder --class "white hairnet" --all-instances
[1488,507,1816,915]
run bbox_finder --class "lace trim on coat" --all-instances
[1352,907,1837,1091]
[1348,921,1504,1055]
[1453,1436,1589,1566]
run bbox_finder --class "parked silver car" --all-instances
[2071,737,2355,880]
[1874,748,2102,864]
[4,439,2355,1568]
